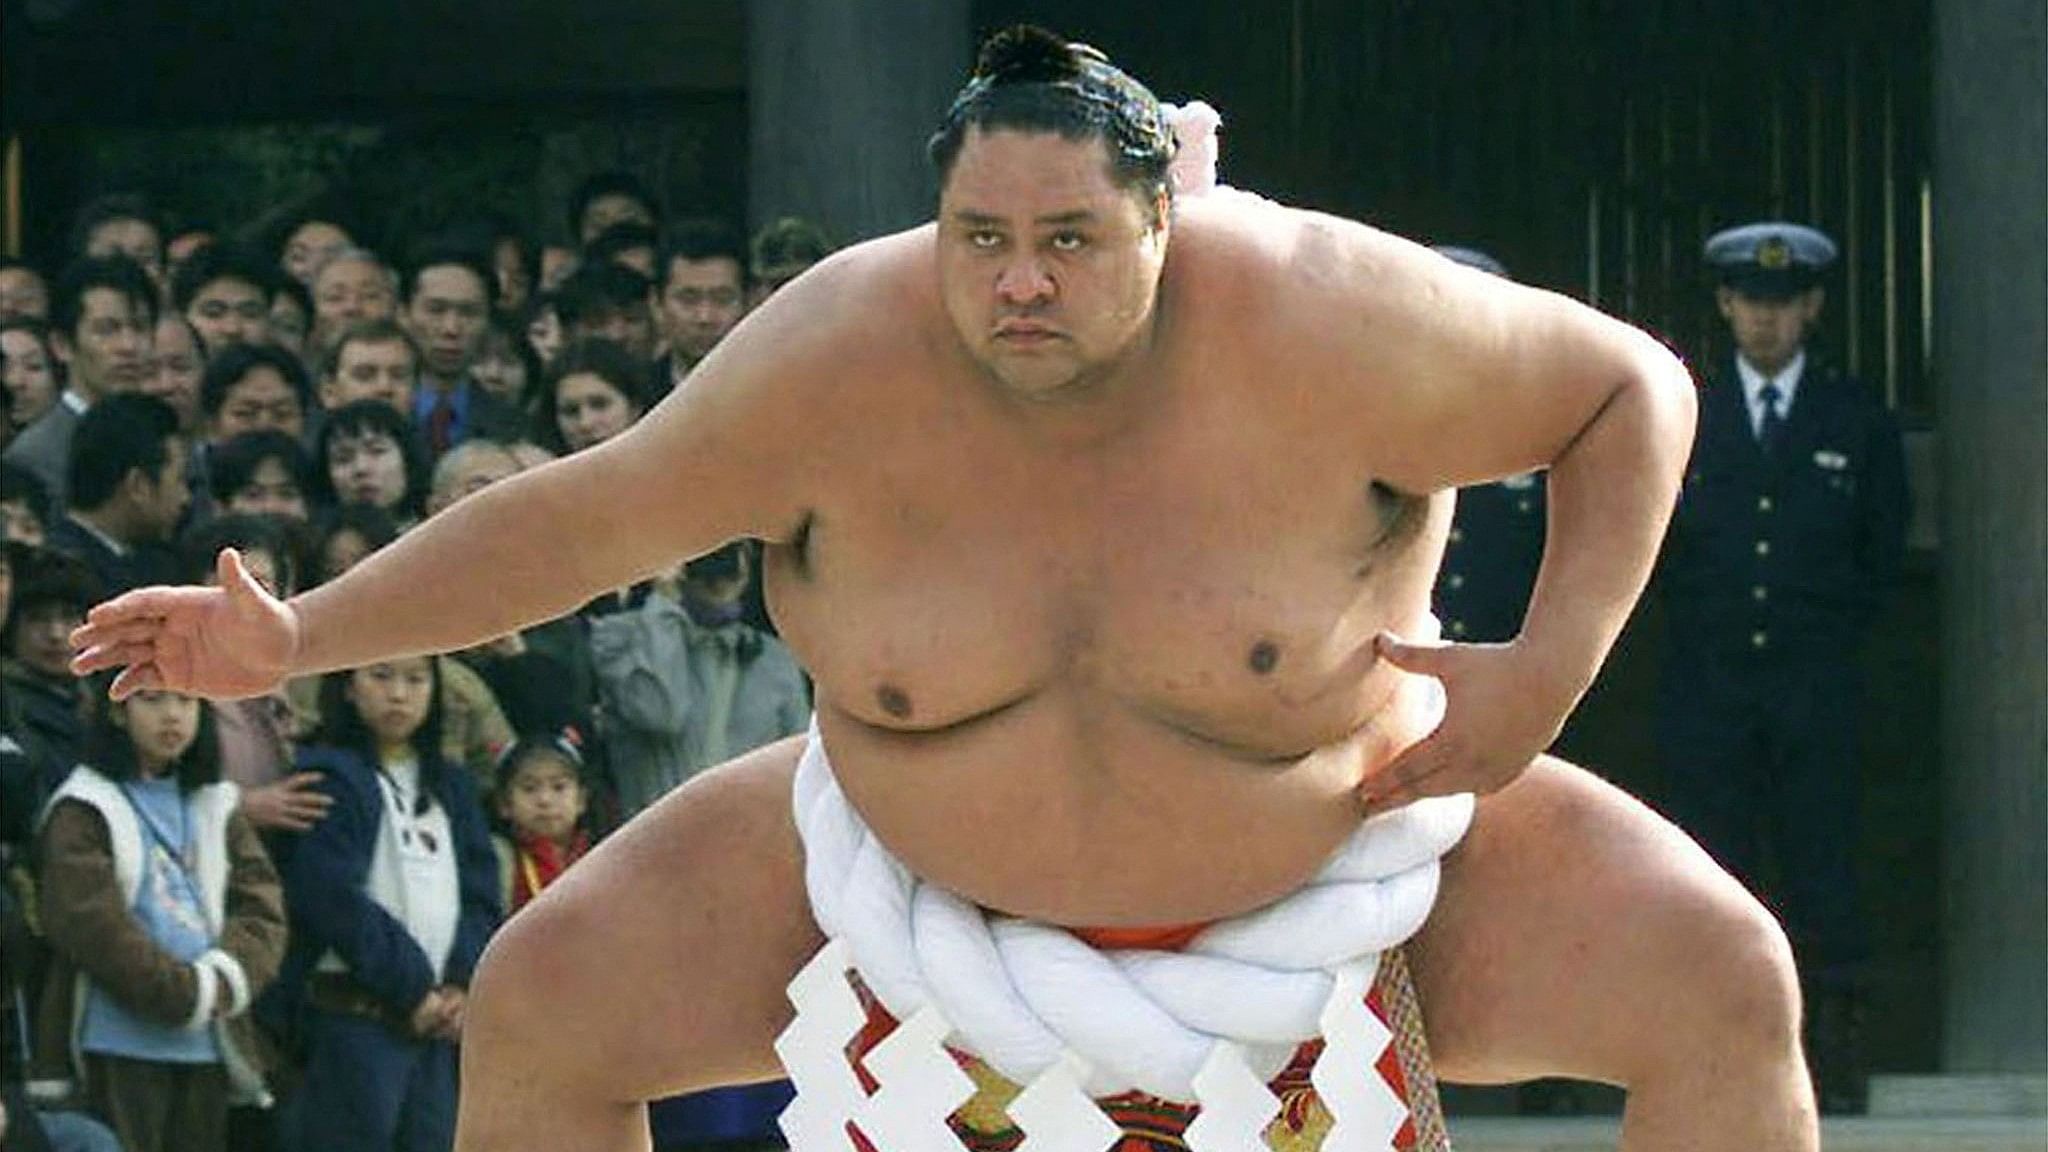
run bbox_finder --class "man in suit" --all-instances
[1659,221,1908,1114]
[2,257,158,510]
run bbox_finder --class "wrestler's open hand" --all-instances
[1356,631,1581,818]
[68,549,300,702]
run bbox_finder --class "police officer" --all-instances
[1659,221,1908,1113]
[1431,246,1548,647]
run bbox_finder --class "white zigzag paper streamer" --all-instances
[776,941,869,1152]
[1184,1042,1281,1152]
[856,1005,977,1152]
[1009,1054,1120,1152]
[1311,960,1403,1152]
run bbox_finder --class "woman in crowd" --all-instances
[470,316,540,421]
[274,656,498,1152]
[310,402,429,531]
[530,338,649,458]
[0,319,60,434]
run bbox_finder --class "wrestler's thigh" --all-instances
[1406,756,1791,1086]
[469,736,821,1101]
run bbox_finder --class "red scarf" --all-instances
[510,829,589,913]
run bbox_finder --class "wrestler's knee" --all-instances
[1636,865,1803,1073]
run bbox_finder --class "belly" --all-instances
[815,668,1443,926]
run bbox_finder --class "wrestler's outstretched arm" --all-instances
[1303,220,1698,808]
[71,253,857,700]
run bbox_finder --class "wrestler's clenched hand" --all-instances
[1356,631,1578,818]
[68,548,301,702]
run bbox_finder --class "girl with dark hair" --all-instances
[276,656,498,1152]
[31,675,286,1152]
[530,338,648,456]
[310,402,429,528]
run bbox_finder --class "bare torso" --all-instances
[763,201,1453,925]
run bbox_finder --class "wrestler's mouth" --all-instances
[993,324,1062,345]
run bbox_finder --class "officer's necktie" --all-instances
[1757,382,1785,454]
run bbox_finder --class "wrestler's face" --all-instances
[938,127,1168,400]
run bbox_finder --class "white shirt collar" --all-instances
[1736,350,1806,431]
[67,513,131,557]
[60,389,91,415]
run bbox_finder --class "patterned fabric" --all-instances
[835,948,1448,1152]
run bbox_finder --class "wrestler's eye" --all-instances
[966,230,1003,250]
[1049,231,1087,252]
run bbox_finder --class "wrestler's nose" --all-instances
[995,256,1054,304]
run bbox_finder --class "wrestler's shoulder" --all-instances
[1170,197,1438,303]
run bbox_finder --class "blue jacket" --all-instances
[272,745,501,1022]
[1660,354,1908,666]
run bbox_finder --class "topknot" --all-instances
[974,25,1085,83]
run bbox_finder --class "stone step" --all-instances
[1445,1115,2048,1152]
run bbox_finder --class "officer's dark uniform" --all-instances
[1429,246,1549,647]
[1659,222,1907,1110]
[1438,474,1546,644]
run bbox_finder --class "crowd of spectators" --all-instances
[0,179,836,1152]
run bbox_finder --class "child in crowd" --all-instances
[308,502,398,587]
[32,676,286,1152]
[490,734,591,915]
[276,657,499,1152]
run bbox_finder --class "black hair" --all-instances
[311,502,400,586]
[532,338,652,455]
[928,26,1175,213]
[273,275,314,323]
[481,311,545,415]
[273,208,359,266]
[313,656,450,812]
[400,238,499,312]
[170,243,277,313]
[568,171,662,242]
[0,461,53,531]
[67,394,179,512]
[178,511,298,593]
[207,429,313,507]
[749,217,834,279]
[586,222,661,268]
[0,318,59,420]
[67,193,164,259]
[655,220,747,290]
[82,670,223,793]
[310,399,430,519]
[50,256,159,339]
[3,544,102,653]
[494,730,589,795]
[554,262,652,331]
[199,342,314,419]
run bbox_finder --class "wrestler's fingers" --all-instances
[70,641,159,677]
[68,614,168,658]
[82,584,212,628]
[1374,631,1464,677]
[107,662,165,701]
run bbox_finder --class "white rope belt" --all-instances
[784,702,1473,1106]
